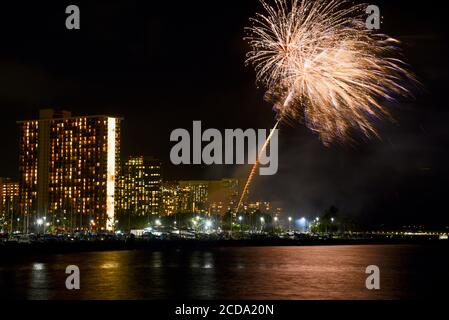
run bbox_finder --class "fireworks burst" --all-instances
[235,0,415,214]
[245,0,415,144]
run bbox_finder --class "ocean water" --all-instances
[1,244,447,300]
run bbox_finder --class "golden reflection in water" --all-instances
[29,262,51,300]
[1,245,446,300]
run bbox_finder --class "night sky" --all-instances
[0,0,448,226]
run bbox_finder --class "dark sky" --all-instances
[0,0,448,226]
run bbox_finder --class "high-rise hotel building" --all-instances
[0,177,19,232]
[18,109,122,231]
[116,156,162,216]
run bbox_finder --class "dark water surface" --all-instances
[1,245,447,299]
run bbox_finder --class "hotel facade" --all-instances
[18,109,122,232]
[116,156,162,217]
[0,177,19,233]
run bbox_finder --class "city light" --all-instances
[298,217,307,231]
[205,220,212,229]
[155,219,162,226]
[36,218,43,226]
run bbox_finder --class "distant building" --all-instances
[0,178,19,233]
[116,156,162,217]
[160,182,177,216]
[161,181,190,216]
[243,201,272,214]
[18,109,122,232]
[273,206,283,218]
[162,179,244,216]
[209,179,242,215]
[178,181,209,214]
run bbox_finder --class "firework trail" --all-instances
[236,119,280,214]
[235,0,414,213]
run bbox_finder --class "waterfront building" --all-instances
[116,156,162,218]
[0,178,19,233]
[18,109,122,232]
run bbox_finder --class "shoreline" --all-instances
[1,237,447,256]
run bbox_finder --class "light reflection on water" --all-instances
[0,245,447,300]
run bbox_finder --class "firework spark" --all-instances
[246,0,415,144]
